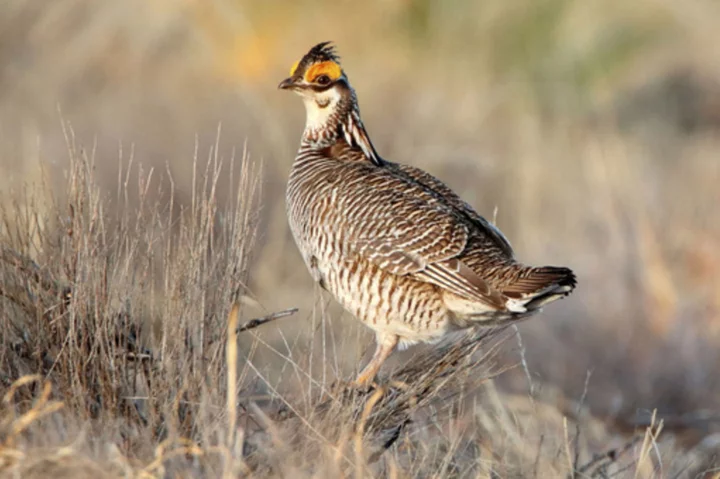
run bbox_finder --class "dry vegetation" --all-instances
[1,0,720,477]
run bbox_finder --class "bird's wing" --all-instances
[390,162,515,258]
[339,168,507,309]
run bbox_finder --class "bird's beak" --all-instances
[278,77,296,90]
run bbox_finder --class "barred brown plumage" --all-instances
[279,42,577,386]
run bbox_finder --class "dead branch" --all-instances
[237,308,299,333]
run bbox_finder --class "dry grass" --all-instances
[1,0,720,477]
[0,132,715,478]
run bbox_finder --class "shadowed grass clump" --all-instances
[0,129,262,476]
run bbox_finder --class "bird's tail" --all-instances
[502,266,577,312]
[445,265,576,326]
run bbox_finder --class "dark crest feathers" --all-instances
[301,41,341,66]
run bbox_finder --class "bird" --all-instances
[279,42,576,387]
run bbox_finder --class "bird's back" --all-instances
[286,140,558,306]
[288,142,509,261]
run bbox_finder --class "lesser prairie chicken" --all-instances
[279,42,576,386]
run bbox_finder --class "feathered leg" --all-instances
[354,334,398,386]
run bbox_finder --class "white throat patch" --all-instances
[300,87,342,133]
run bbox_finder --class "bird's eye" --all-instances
[315,75,331,85]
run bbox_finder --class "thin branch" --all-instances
[572,370,593,475]
[237,308,299,334]
[513,324,535,400]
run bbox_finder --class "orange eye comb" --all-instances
[304,61,342,83]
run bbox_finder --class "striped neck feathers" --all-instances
[301,85,382,166]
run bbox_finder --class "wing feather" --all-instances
[337,164,508,309]
[391,163,514,258]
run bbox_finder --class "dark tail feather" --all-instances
[503,266,577,311]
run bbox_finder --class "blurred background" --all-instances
[1,0,719,440]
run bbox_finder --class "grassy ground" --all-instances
[1,0,719,477]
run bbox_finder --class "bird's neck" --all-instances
[301,96,383,166]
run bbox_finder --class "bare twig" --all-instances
[226,303,240,447]
[513,324,535,400]
[563,417,574,476]
[532,434,546,478]
[224,302,246,479]
[237,308,299,334]
[572,370,593,475]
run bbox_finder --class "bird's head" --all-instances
[278,41,347,97]
[278,42,356,131]
[279,42,381,163]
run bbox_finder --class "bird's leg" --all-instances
[354,334,398,387]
